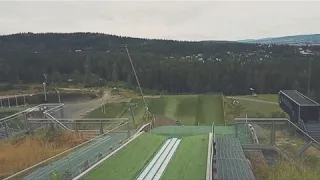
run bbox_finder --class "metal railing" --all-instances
[235,118,320,147]
[73,131,144,180]
[211,122,214,134]
[298,118,309,135]
[206,133,213,180]
[3,120,132,180]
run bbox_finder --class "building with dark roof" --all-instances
[279,90,320,124]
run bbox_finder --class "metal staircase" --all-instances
[305,123,320,142]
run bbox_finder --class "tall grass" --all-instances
[249,156,320,180]
[0,132,85,177]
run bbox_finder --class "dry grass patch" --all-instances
[247,153,269,180]
[0,131,85,177]
[269,160,320,179]
[249,130,320,179]
[250,156,320,180]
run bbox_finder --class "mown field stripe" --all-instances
[84,133,166,180]
[161,134,209,180]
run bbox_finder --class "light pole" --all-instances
[43,74,47,103]
[15,95,18,107]
[23,94,26,106]
[43,82,47,103]
[300,49,313,94]
[55,88,61,103]
[307,58,312,95]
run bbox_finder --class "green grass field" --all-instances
[86,93,283,127]
[162,134,209,180]
[132,94,224,125]
[235,94,279,102]
[84,133,166,180]
[87,94,225,126]
[196,95,224,125]
[85,102,127,118]
[224,95,286,124]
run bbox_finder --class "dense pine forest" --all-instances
[0,33,320,100]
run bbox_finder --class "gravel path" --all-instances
[226,96,278,105]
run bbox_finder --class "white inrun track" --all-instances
[136,138,181,180]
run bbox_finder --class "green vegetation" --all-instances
[0,107,28,118]
[86,93,285,127]
[235,94,279,102]
[250,156,320,180]
[133,95,224,125]
[196,95,224,125]
[162,134,209,180]
[86,94,225,126]
[2,33,320,101]
[171,95,198,125]
[2,32,320,180]
[0,106,30,113]
[0,111,17,119]
[85,102,127,118]
[84,133,166,180]
[224,95,287,124]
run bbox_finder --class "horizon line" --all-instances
[0,31,319,42]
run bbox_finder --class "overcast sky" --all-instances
[0,0,319,41]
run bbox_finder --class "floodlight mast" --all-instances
[43,74,47,103]
[125,46,148,110]
[300,49,313,94]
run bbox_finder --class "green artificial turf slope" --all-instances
[162,134,209,180]
[84,133,166,180]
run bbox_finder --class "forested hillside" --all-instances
[1,33,320,99]
[240,34,320,45]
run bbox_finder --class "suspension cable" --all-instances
[125,46,148,110]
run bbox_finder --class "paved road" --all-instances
[226,96,278,105]
[63,92,132,119]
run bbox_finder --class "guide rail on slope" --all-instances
[136,137,181,180]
